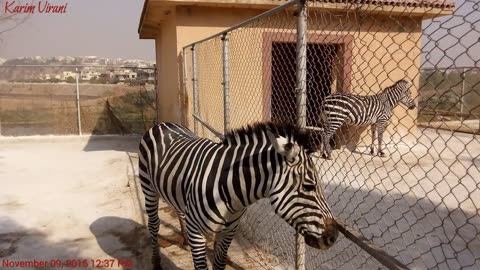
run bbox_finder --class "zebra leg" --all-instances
[370,124,376,155]
[141,182,162,270]
[322,131,334,160]
[177,211,188,245]
[186,223,208,270]
[212,226,239,270]
[377,123,386,157]
[321,117,345,160]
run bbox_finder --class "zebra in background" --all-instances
[319,79,416,159]
[139,122,338,270]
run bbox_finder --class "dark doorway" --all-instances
[271,42,339,127]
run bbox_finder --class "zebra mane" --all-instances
[382,79,409,93]
[222,122,316,152]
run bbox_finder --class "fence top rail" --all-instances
[182,0,298,49]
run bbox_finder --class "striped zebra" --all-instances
[320,79,416,159]
[139,122,338,270]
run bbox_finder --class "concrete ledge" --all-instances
[0,134,143,144]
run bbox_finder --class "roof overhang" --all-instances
[138,0,455,39]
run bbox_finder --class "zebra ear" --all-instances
[266,128,300,161]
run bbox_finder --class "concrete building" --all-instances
[113,70,138,81]
[138,0,454,144]
[62,71,77,80]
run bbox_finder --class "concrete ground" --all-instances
[419,119,480,134]
[1,128,478,270]
[0,136,270,270]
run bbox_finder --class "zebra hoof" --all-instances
[378,151,386,157]
[370,150,375,155]
[152,256,163,270]
[153,264,163,270]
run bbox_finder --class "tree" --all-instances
[48,78,61,83]
[65,76,76,84]
[0,1,32,38]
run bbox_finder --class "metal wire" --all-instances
[182,0,480,269]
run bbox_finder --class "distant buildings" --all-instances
[0,56,156,84]
[113,69,137,81]
[39,68,155,84]
[62,71,77,79]
[1,56,155,67]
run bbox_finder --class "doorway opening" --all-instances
[270,42,340,127]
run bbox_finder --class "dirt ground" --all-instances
[0,136,269,270]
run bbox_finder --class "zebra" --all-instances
[319,79,416,159]
[139,122,339,270]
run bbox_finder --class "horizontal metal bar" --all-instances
[183,0,297,49]
[304,126,323,132]
[192,114,225,140]
[336,220,410,270]
[421,66,480,70]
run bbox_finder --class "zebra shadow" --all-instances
[90,216,246,269]
[157,217,247,270]
[331,125,371,155]
[90,216,181,270]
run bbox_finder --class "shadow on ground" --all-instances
[0,218,85,267]
[82,135,140,153]
[90,216,181,270]
[240,173,480,270]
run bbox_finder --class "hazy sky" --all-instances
[0,0,155,60]
[0,0,478,67]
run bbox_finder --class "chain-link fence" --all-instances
[182,0,479,269]
[0,65,157,136]
[419,66,480,133]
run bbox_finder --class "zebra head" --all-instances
[265,125,338,250]
[396,79,416,110]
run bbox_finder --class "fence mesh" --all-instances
[182,0,479,269]
[0,65,156,136]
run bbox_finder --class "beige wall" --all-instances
[156,9,181,124]
[155,5,423,145]
[155,6,266,129]
[172,6,267,138]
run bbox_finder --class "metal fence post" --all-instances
[460,67,465,122]
[295,0,307,269]
[192,45,199,135]
[75,67,82,136]
[222,33,231,133]
[154,64,159,125]
[182,49,189,127]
